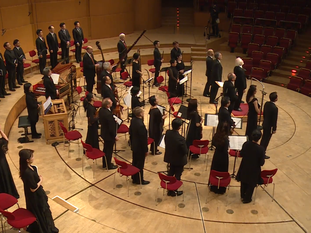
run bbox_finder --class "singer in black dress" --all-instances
[210,123,230,194]
[84,93,99,149]
[245,85,260,140]
[176,54,185,96]
[19,149,58,233]
[168,59,179,97]
[0,130,19,199]
[132,53,142,89]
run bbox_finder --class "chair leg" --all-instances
[253,185,258,205]
[113,171,117,189]
[104,156,108,172]
[188,150,191,169]
[127,176,130,197]
[272,183,275,202]
[138,172,142,190]
[156,187,160,206]
[205,153,209,171]
[92,160,95,179]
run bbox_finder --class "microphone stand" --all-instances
[251,78,266,130]
[144,69,153,100]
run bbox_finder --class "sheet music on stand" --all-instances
[43,97,53,115]
[179,76,188,85]
[157,105,166,115]
[123,94,132,108]
[159,134,165,149]
[183,69,192,76]
[204,114,218,127]
[51,73,60,85]
[232,117,242,129]
[229,135,248,150]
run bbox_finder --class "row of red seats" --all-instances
[287,76,311,96]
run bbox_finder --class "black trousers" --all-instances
[29,119,38,136]
[209,83,219,103]
[168,164,184,181]
[203,77,211,95]
[7,68,16,89]
[131,152,146,183]
[85,76,95,93]
[228,100,235,114]
[260,127,272,152]
[150,133,161,154]
[240,182,256,202]
[39,54,46,74]
[154,64,161,85]
[75,44,82,62]
[103,140,115,167]
[120,57,127,76]
[211,21,219,36]
[16,63,24,83]
[234,88,244,110]
[61,46,69,63]
[0,75,5,95]
[50,51,58,69]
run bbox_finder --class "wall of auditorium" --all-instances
[0,0,162,54]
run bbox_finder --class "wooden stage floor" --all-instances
[2,27,311,233]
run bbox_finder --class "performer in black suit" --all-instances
[84,93,99,149]
[132,53,142,88]
[245,85,260,141]
[117,33,127,76]
[58,23,71,64]
[148,96,166,155]
[72,21,84,63]
[168,59,179,97]
[42,67,58,100]
[203,49,214,97]
[46,25,59,69]
[24,83,41,139]
[0,52,10,98]
[236,129,265,203]
[170,41,181,61]
[210,5,220,37]
[153,40,163,86]
[217,96,234,131]
[13,39,27,84]
[260,92,278,159]
[4,42,19,91]
[35,29,48,74]
[234,58,246,111]
[209,52,222,104]
[99,98,117,170]
[82,46,98,93]
[176,54,185,97]
[223,73,238,113]
[164,118,187,196]
[101,76,116,111]
[100,62,115,90]
[129,107,149,185]
[131,86,144,110]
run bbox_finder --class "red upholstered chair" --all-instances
[79,61,84,73]
[300,79,311,96]
[81,140,107,176]
[251,67,266,81]
[233,8,243,17]
[276,12,286,22]
[274,28,286,41]
[188,140,210,170]
[207,170,231,202]
[147,59,156,74]
[266,36,279,47]
[260,45,272,59]
[259,59,273,76]
[279,38,292,54]
[251,50,264,67]
[301,7,311,17]
[254,168,278,203]
[117,124,129,140]
[253,34,265,46]
[23,63,31,69]
[297,68,311,80]
[286,13,297,21]
[306,60,311,70]
[240,33,252,54]
[285,29,297,44]
[0,193,19,231]
[265,11,276,20]
[241,24,252,34]
[242,57,253,77]
[272,46,285,62]
[82,38,89,50]
[228,32,239,53]
[266,53,280,69]
[156,172,184,210]
[114,157,141,196]
[29,50,39,68]
[166,91,182,105]
[121,71,132,89]
[59,122,82,157]
[157,76,168,92]
[297,14,308,29]
[287,76,303,92]
[252,25,263,35]
[254,11,264,20]
[230,24,241,33]
[263,27,275,39]
[244,9,253,18]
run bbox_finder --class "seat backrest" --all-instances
[121,72,129,80]
[243,57,253,66]
[254,10,264,19]
[59,122,68,134]
[76,86,82,94]
[84,38,88,43]
[303,79,311,87]
[265,11,276,19]
[157,76,164,84]
[242,25,252,33]
[0,208,15,221]
[289,76,303,84]
[298,68,311,79]
[252,50,264,59]
[241,33,252,43]
[244,9,253,17]
[158,172,177,184]
[231,24,241,33]
[147,59,154,66]
[193,139,209,148]
[229,32,239,41]
[114,157,128,169]
[306,60,311,70]
[0,193,18,210]
[261,168,278,181]
[266,53,279,64]
[260,60,272,68]
[209,170,231,188]
[253,25,263,34]
[109,59,115,65]
[29,50,36,57]
[81,140,93,152]
[286,13,297,21]
[263,27,274,37]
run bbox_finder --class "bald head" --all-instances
[119,33,125,40]
[207,49,214,57]
[235,57,244,66]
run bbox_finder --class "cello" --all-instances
[95,41,105,95]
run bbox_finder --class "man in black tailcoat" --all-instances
[99,98,117,170]
[117,33,127,76]
[13,39,27,84]
[164,119,187,196]
[58,23,71,64]
[4,42,19,91]
[35,29,48,74]
[260,92,278,159]
[170,41,181,61]
[223,73,238,113]
[203,49,214,97]
[234,57,246,111]
[46,25,59,69]
[42,67,58,100]
[217,96,234,131]
[0,52,10,98]
[209,52,223,104]
[82,46,98,93]
[101,76,116,111]
[153,40,163,87]
[72,21,84,63]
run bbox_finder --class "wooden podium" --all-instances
[42,99,68,144]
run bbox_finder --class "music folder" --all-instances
[179,76,188,85]
[228,135,248,150]
[113,115,123,126]
[43,97,53,115]
[177,105,188,120]
[159,134,165,149]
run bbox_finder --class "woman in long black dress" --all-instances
[148,95,166,155]
[0,129,19,199]
[84,93,99,149]
[245,85,260,140]
[19,149,58,233]
[186,99,203,158]
[176,54,185,97]
[168,59,179,97]
[210,122,230,194]
[132,53,142,89]
[24,83,41,139]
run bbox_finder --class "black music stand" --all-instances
[228,135,248,178]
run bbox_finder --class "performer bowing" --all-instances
[99,98,118,170]
[83,46,98,93]
[84,93,99,149]
[168,59,179,98]
[101,76,117,111]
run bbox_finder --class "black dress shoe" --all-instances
[265,155,270,159]
[209,101,218,104]
[9,88,16,91]
[32,135,41,139]
[150,151,162,155]
[203,94,210,97]
[108,164,118,170]
[22,80,28,83]
[242,199,252,204]
[18,82,23,85]
[4,92,11,95]
[0,95,5,98]
[14,86,20,88]
[141,180,150,185]
[167,190,183,196]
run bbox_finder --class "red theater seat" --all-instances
[287,76,303,92]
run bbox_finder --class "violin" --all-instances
[112,88,124,118]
